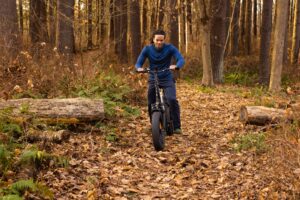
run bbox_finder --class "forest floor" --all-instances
[39,81,300,199]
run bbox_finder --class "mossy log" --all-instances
[239,105,298,125]
[0,98,104,123]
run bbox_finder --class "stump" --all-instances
[0,98,104,123]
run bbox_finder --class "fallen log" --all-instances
[26,130,71,143]
[0,98,104,123]
[239,106,292,125]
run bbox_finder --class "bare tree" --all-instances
[259,0,273,85]
[291,0,300,63]
[130,0,142,64]
[0,0,20,60]
[49,0,57,46]
[57,0,75,54]
[269,0,289,92]
[87,0,93,49]
[199,0,214,86]
[231,0,240,56]
[245,0,252,54]
[169,0,179,48]
[210,0,230,83]
[30,0,48,43]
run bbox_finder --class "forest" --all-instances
[0,0,300,199]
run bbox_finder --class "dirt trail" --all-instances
[40,82,297,199]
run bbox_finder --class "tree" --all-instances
[210,0,230,83]
[269,0,289,92]
[49,0,57,46]
[87,0,93,49]
[231,0,240,56]
[259,0,273,85]
[157,0,165,29]
[199,0,214,86]
[0,0,20,60]
[30,0,48,43]
[114,0,127,62]
[57,0,75,54]
[291,0,300,64]
[169,0,179,48]
[130,0,142,64]
[245,0,252,54]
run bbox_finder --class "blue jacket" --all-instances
[135,44,185,84]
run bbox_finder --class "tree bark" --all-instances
[231,0,240,56]
[291,0,300,64]
[30,0,48,43]
[130,0,142,64]
[57,0,75,54]
[157,0,165,29]
[199,0,214,87]
[245,0,252,54]
[239,106,295,125]
[0,0,20,60]
[253,0,257,36]
[0,98,104,123]
[49,0,57,46]
[169,0,179,48]
[210,0,230,84]
[269,0,289,92]
[87,0,93,49]
[18,0,24,35]
[259,0,273,85]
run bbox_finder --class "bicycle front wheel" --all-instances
[151,112,165,151]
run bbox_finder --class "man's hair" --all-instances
[151,29,166,43]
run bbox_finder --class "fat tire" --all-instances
[151,112,165,151]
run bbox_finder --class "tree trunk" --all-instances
[239,106,292,125]
[259,0,273,85]
[210,0,230,84]
[100,0,106,43]
[0,98,104,123]
[18,0,24,35]
[245,0,252,54]
[142,0,148,44]
[231,0,240,56]
[169,0,179,48]
[119,0,127,62]
[157,0,165,29]
[291,0,300,64]
[109,0,114,42]
[253,0,257,37]
[0,0,20,60]
[87,0,93,49]
[199,0,214,87]
[30,0,48,43]
[49,0,57,46]
[130,0,142,64]
[240,0,246,50]
[283,0,290,64]
[57,0,75,54]
[269,0,289,92]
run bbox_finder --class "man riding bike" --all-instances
[135,29,185,134]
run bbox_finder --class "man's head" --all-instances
[152,30,166,49]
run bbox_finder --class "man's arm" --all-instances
[135,47,148,71]
[171,45,185,69]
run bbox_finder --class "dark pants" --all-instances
[147,81,181,129]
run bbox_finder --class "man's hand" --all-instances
[137,68,144,72]
[169,65,177,70]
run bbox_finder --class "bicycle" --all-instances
[137,68,174,151]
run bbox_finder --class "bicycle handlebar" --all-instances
[136,67,178,74]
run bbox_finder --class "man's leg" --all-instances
[164,84,181,130]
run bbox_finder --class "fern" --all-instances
[0,145,10,171]
[11,179,37,194]
[20,149,50,169]
[0,194,23,200]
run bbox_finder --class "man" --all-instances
[135,30,185,134]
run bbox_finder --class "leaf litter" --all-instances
[38,82,300,199]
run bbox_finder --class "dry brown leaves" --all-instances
[38,82,300,199]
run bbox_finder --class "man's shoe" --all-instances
[174,128,182,134]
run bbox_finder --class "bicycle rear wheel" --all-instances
[151,112,165,151]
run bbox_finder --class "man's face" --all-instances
[153,34,165,49]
